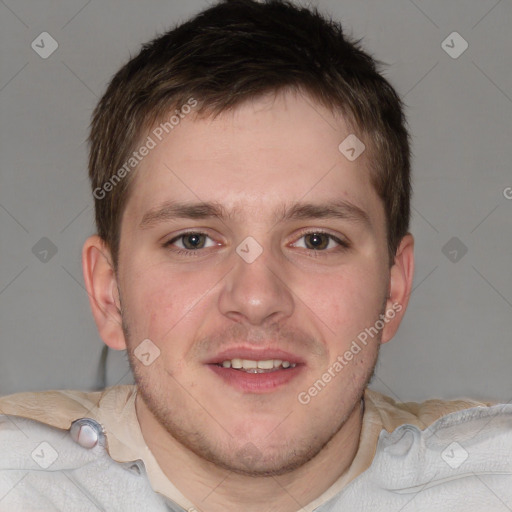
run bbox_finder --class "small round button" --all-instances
[70,418,104,449]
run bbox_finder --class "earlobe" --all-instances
[82,235,127,350]
[381,233,415,344]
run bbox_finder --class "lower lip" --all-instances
[207,364,304,393]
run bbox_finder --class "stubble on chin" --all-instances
[128,347,376,478]
[121,300,383,477]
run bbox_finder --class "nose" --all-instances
[218,241,294,326]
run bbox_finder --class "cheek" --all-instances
[122,263,219,342]
[297,264,386,336]
[120,266,175,340]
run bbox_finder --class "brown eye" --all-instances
[181,233,207,250]
[164,231,217,252]
[291,230,349,253]
[304,233,330,250]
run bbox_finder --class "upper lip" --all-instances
[204,346,306,365]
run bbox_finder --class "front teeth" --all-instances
[220,359,296,370]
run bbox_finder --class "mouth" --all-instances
[214,358,297,373]
[205,349,305,393]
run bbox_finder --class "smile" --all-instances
[208,360,304,393]
[217,359,297,372]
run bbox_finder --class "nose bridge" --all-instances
[218,237,294,325]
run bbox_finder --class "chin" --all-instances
[211,440,323,477]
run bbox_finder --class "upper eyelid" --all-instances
[166,228,343,239]
[292,227,346,238]
[164,232,219,255]
[291,227,349,242]
[165,229,216,243]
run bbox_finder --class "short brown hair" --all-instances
[88,0,411,270]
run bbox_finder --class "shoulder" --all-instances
[0,387,173,511]
[0,414,171,511]
[322,401,512,511]
[0,385,137,429]
[375,402,512,500]
[364,387,499,432]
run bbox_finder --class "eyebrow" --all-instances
[139,199,371,230]
[139,201,232,230]
[276,200,371,227]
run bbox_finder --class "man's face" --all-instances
[115,90,394,475]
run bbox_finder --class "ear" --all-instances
[82,235,127,350]
[381,233,414,344]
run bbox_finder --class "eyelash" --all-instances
[293,228,350,254]
[163,231,218,258]
[163,230,350,257]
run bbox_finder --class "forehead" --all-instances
[121,90,382,228]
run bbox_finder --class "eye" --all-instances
[291,231,349,251]
[164,232,218,252]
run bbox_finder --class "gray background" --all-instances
[0,0,510,403]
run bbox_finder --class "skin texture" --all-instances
[83,89,414,512]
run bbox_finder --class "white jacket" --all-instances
[1,402,511,511]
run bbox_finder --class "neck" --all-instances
[136,395,365,512]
